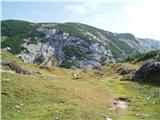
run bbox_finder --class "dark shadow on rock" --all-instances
[133,59,160,86]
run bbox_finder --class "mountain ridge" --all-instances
[1,19,160,68]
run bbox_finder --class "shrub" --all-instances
[60,60,75,69]
[62,46,87,59]
[124,50,160,63]
[1,35,25,54]
[1,20,43,54]
[35,55,45,64]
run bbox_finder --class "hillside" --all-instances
[2,0,160,118]
[1,19,160,120]
[1,50,160,120]
[1,20,160,69]
[125,50,160,63]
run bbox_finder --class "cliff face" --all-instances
[1,20,160,68]
[17,28,114,69]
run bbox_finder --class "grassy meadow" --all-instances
[1,51,160,120]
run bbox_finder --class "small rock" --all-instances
[116,101,129,109]
[55,117,59,120]
[105,117,112,120]
[4,62,31,75]
[110,97,131,111]
[20,103,24,106]
[116,67,135,75]
[15,105,21,109]
[72,73,80,79]
[135,113,149,119]
[102,114,112,120]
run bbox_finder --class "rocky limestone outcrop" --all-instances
[17,28,115,68]
[17,42,55,67]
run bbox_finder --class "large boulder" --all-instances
[134,59,160,85]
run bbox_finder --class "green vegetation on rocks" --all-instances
[60,60,75,69]
[62,46,87,59]
[125,50,160,63]
[1,20,43,54]
[35,54,45,65]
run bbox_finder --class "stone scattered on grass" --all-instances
[102,114,112,120]
[105,117,112,120]
[114,100,129,109]
[116,67,136,75]
[3,62,31,75]
[55,117,59,120]
[15,103,24,110]
[72,73,80,79]
[135,113,150,119]
[109,97,131,112]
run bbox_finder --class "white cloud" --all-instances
[64,0,99,14]
[64,4,86,14]
[88,14,110,29]
[122,2,160,39]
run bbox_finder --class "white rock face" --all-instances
[88,43,113,63]
[89,43,108,55]
[42,28,56,38]
[17,42,55,65]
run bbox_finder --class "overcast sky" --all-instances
[1,0,160,40]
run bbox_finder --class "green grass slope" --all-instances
[1,51,160,120]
